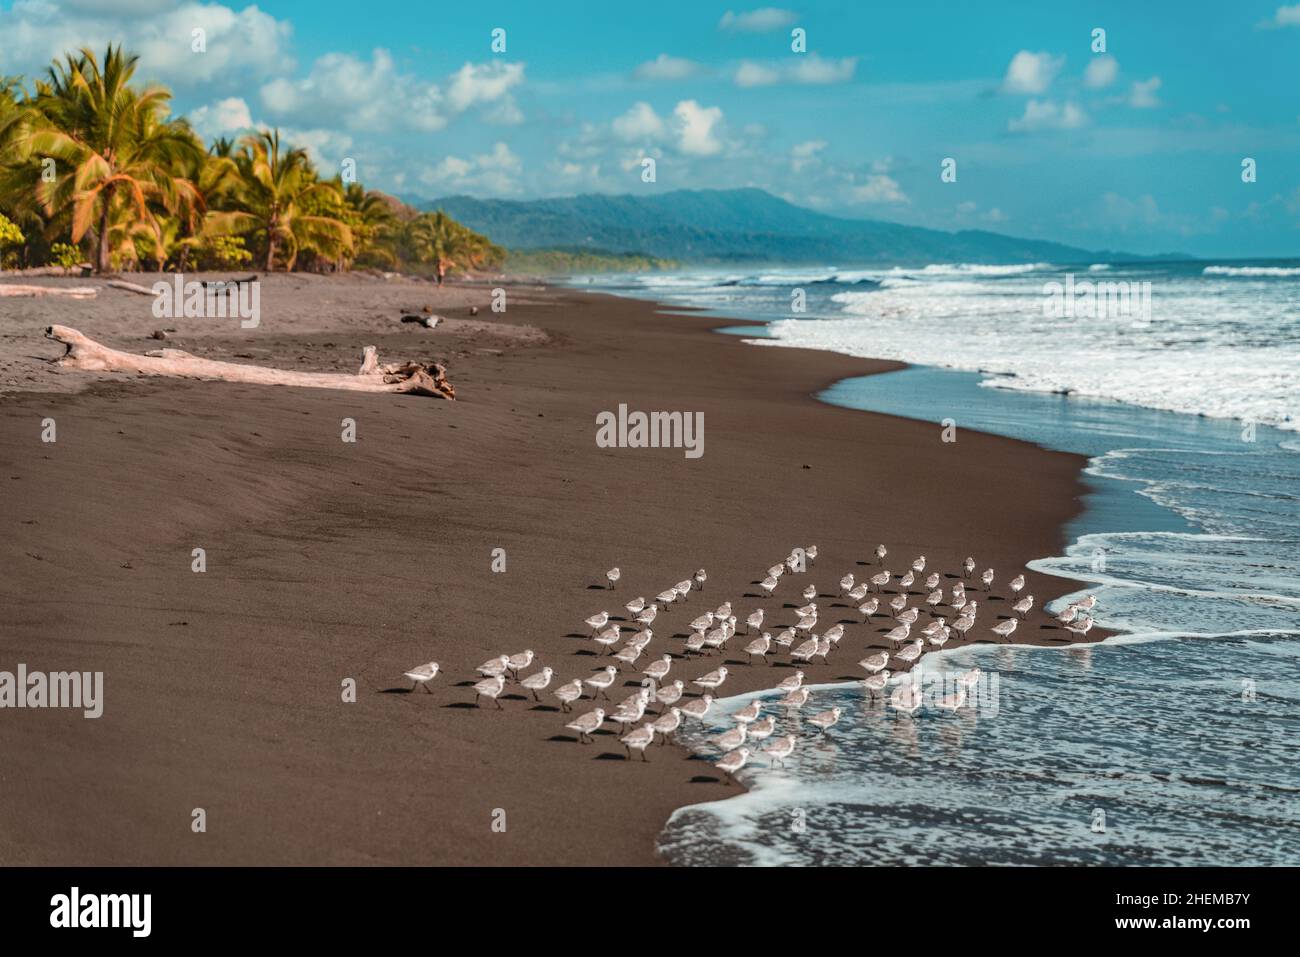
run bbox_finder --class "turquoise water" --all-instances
[577,266,1300,866]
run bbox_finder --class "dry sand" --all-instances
[0,273,1103,865]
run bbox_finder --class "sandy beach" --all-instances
[0,273,1104,865]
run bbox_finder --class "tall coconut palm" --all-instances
[25,45,203,273]
[208,129,351,270]
[405,210,502,284]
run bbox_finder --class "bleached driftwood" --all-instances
[0,284,98,299]
[104,278,156,296]
[45,324,456,399]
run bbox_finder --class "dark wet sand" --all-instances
[0,277,1103,865]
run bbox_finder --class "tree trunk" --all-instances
[96,187,113,274]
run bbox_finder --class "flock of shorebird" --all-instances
[402,546,1097,784]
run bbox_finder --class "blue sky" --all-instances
[3,0,1299,256]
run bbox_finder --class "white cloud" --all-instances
[1001,50,1064,95]
[633,54,702,81]
[791,139,826,172]
[420,142,522,195]
[673,99,724,156]
[1083,54,1119,89]
[734,53,857,87]
[718,8,797,32]
[188,96,253,139]
[446,61,525,113]
[1128,76,1162,109]
[1008,99,1087,132]
[0,1,293,85]
[850,173,908,204]
[1262,4,1300,27]
[734,61,781,87]
[613,102,666,141]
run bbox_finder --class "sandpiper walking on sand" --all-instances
[606,567,620,590]
[553,678,583,712]
[762,735,796,767]
[566,708,605,743]
[583,665,617,699]
[621,723,655,760]
[519,666,554,700]
[403,661,439,692]
[715,747,750,783]
[808,706,842,735]
[473,675,506,709]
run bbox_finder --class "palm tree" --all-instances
[25,45,203,273]
[405,210,502,284]
[208,129,351,270]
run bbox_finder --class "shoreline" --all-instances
[0,274,1104,865]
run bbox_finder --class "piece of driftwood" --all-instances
[104,278,156,296]
[45,325,456,399]
[0,284,98,299]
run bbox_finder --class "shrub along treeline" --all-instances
[503,247,679,275]
[0,44,503,282]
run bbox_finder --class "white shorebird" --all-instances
[689,611,715,633]
[962,557,975,578]
[625,596,646,617]
[628,630,653,652]
[802,584,817,602]
[896,606,919,625]
[613,644,643,669]
[733,700,762,724]
[962,599,979,619]
[593,625,622,654]
[704,627,728,653]
[506,650,534,678]
[621,723,655,760]
[675,579,693,600]
[955,667,982,691]
[715,601,732,620]
[847,583,870,602]
[654,679,685,708]
[806,545,818,565]
[795,614,818,634]
[991,618,1018,642]
[895,639,924,666]
[519,666,554,700]
[684,631,707,655]
[606,567,620,589]
[694,569,707,591]
[884,622,912,648]
[566,708,605,743]
[912,556,926,575]
[929,628,951,648]
[760,576,779,596]
[875,544,888,565]
[553,678,583,712]
[839,573,855,596]
[768,563,786,580]
[1065,615,1095,637]
[780,686,810,708]
[952,592,967,613]
[762,735,796,767]
[1056,605,1079,625]
[858,597,879,620]
[776,671,805,693]
[926,588,944,610]
[890,684,922,715]
[899,570,915,592]
[635,604,659,626]
[745,608,764,634]
[981,568,995,591]
[403,661,439,692]
[476,655,510,678]
[586,611,610,636]
[814,636,832,662]
[951,616,974,640]
[715,747,750,782]
[473,675,506,709]
[1013,595,1034,619]
[925,573,941,591]
[935,689,966,712]
[693,667,729,692]
[859,650,889,674]
[823,622,845,643]
[795,602,818,618]
[747,715,776,742]
[808,706,842,734]
[774,627,796,648]
[870,570,891,592]
[713,724,747,752]
[1009,574,1025,597]
[744,632,772,665]
[785,555,800,574]
[652,707,682,744]
[922,618,946,639]
[610,690,650,731]
[1076,594,1098,613]
[680,694,714,721]
[656,588,678,606]
[583,665,618,699]
[643,654,673,683]
[791,636,818,662]
[863,670,891,695]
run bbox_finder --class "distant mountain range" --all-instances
[407,187,1182,265]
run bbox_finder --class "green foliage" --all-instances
[504,247,677,275]
[0,211,21,247]
[48,241,83,269]
[200,234,252,269]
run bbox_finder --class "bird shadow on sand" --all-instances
[549,734,579,743]
[572,649,600,657]
[443,702,482,709]
[689,775,721,784]
[586,584,609,590]
[502,693,528,701]
[595,752,634,761]
[564,632,588,639]
[453,680,478,687]
[378,687,415,695]
[530,704,560,712]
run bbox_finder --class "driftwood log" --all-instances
[45,325,456,399]
[0,284,98,299]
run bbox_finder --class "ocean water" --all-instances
[574,262,1300,866]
